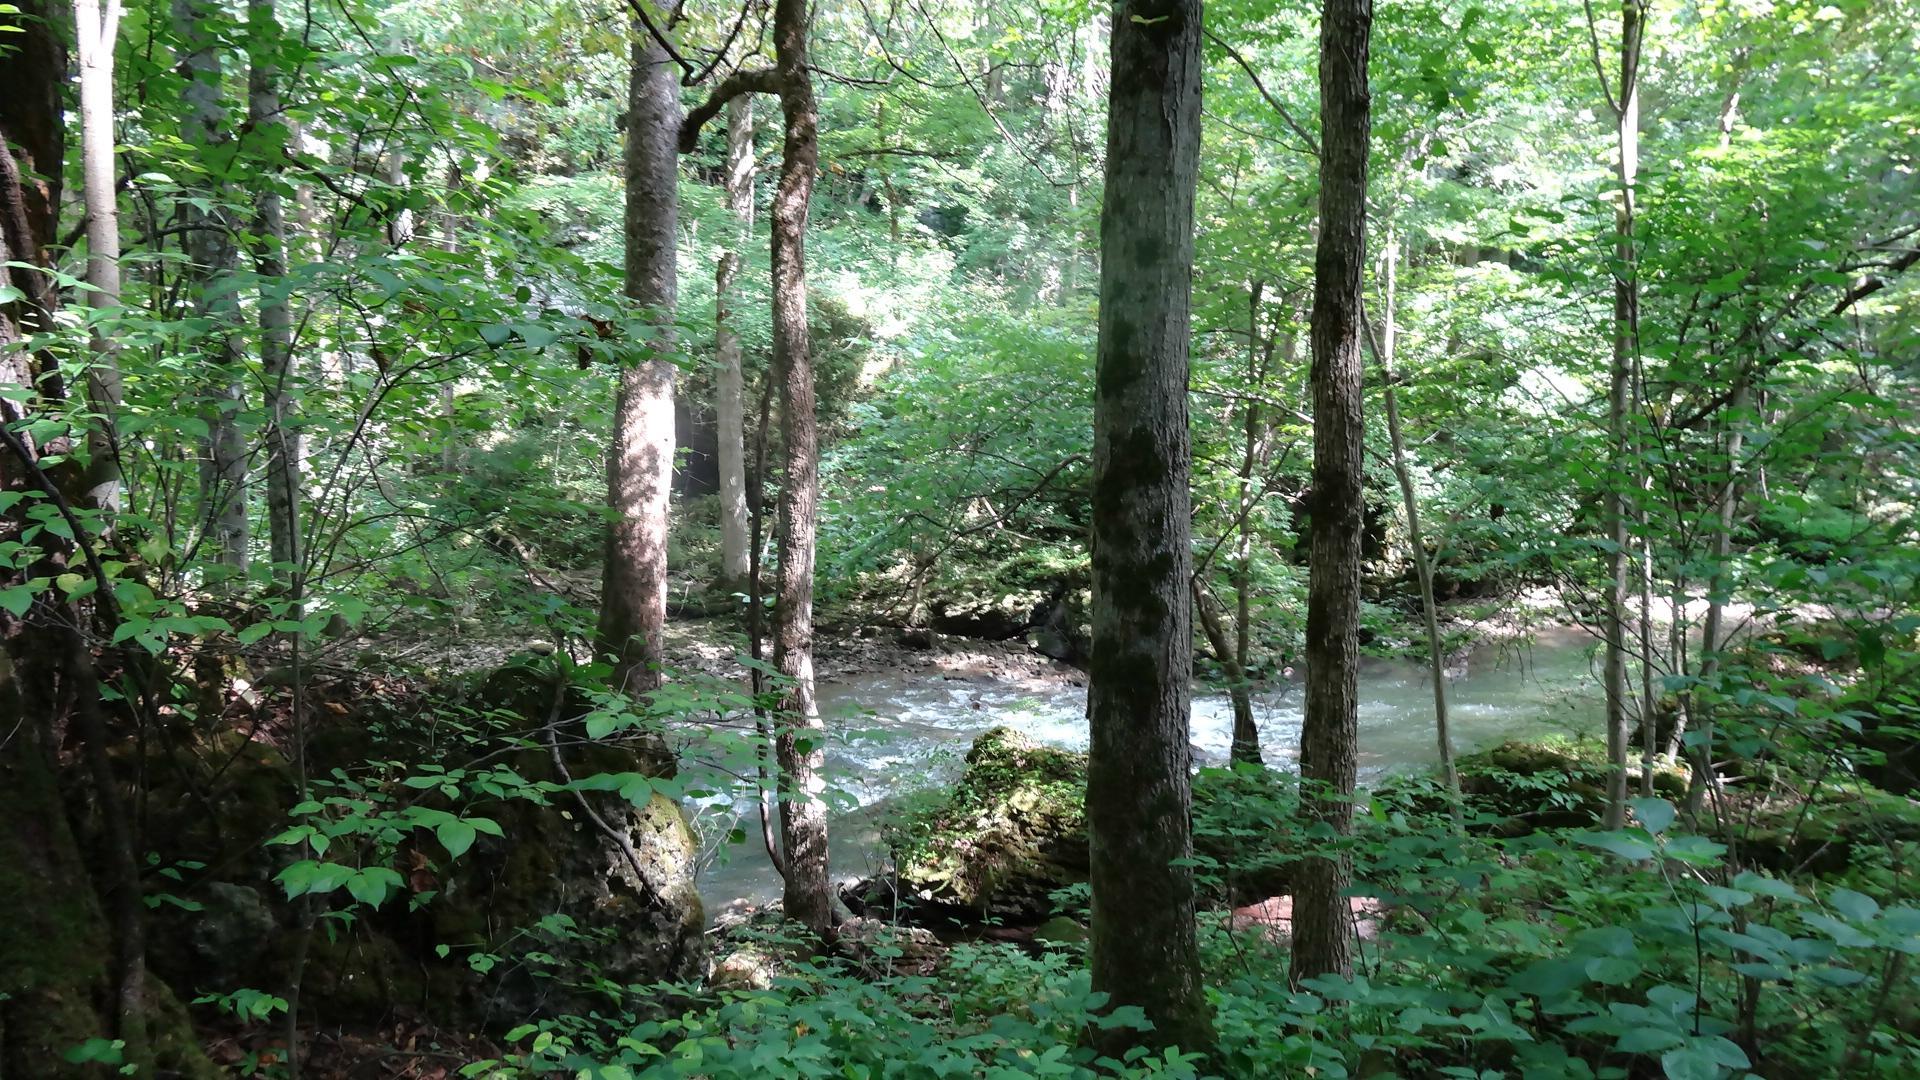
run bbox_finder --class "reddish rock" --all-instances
[1228,895,1385,944]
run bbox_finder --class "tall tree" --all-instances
[74,0,125,511]
[1084,0,1213,1052]
[0,9,202,1072]
[598,25,681,696]
[1596,0,1647,831]
[763,0,831,938]
[1373,227,1458,809]
[679,0,830,934]
[248,0,300,579]
[176,0,251,575]
[1292,0,1372,986]
[714,98,755,590]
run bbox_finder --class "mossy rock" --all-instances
[1453,737,1687,833]
[431,763,706,1022]
[1733,784,1920,877]
[890,727,1089,923]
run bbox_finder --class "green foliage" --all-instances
[471,941,1205,1079]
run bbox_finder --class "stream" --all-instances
[689,626,1606,908]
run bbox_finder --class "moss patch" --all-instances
[889,728,1090,922]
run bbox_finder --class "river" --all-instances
[689,626,1605,907]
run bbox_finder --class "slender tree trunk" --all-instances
[1375,228,1458,807]
[715,99,755,590]
[597,29,680,697]
[1601,0,1645,831]
[1216,280,1268,767]
[249,0,300,580]
[1194,578,1260,766]
[438,163,462,474]
[1687,375,1746,816]
[177,0,251,577]
[766,0,832,937]
[1293,0,1372,988]
[75,0,125,512]
[1085,0,1213,1053]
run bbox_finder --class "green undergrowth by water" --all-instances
[458,743,1920,1080]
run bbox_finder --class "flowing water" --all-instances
[689,626,1606,908]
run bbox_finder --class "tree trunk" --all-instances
[248,0,300,580]
[0,16,202,1071]
[766,0,832,937]
[1085,0,1213,1054]
[1601,0,1646,832]
[439,163,462,474]
[1375,228,1458,807]
[1292,0,1372,988]
[598,28,680,697]
[715,98,755,590]
[75,0,125,512]
[1231,285,1279,767]
[1194,579,1260,766]
[1686,375,1746,817]
[176,0,251,577]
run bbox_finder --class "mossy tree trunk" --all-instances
[0,13,207,1072]
[1084,0,1214,1055]
[1292,0,1372,988]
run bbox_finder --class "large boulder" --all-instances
[1451,737,1686,833]
[429,755,706,1021]
[143,658,705,1028]
[889,727,1089,923]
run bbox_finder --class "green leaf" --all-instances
[618,775,653,806]
[1662,835,1727,864]
[1577,830,1655,861]
[1631,797,1675,835]
[1619,1027,1684,1053]
[1829,887,1880,923]
[1509,958,1587,998]
[437,819,478,858]
[0,585,33,617]
[1731,872,1801,903]
[1585,956,1641,985]
[346,867,403,907]
[1660,1047,1721,1080]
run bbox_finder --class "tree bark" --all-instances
[0,14,203,1071]
[1686,375,1746,817]
[766,0,832,938]
[671,0,829,937]
[176,0,251,577]
[598,28,680,697]
[1600,0,1646,831]
[248,0,300,579]
[74,0,125,512]
[715,98,755,590]
[1292,0,1372,987]
[1085,0,1214,1054]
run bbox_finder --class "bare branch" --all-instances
[679,66,781,153]
[1203,29,1318,158]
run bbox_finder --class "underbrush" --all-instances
[454,760,1920,1079]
